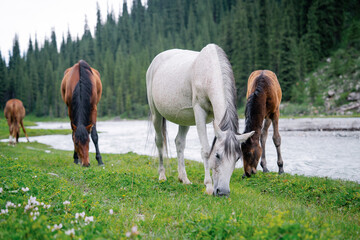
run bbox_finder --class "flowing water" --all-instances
[3,118,360,183]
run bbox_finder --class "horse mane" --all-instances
[215,45,238,133]
[210,46,241,158]
[71,60,93,144]
[244,72,269,134]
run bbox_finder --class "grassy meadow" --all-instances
[0,118,359,239]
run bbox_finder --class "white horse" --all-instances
[146,44,254,196]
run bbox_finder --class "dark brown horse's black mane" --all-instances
[72,60,93,144]
[244,73,270,135]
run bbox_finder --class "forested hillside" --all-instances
[0,0,359,118]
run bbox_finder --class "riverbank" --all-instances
[0,141,359,239]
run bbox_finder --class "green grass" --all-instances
[0,118,71,140]
[0,141,359,239]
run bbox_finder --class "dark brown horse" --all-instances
[4,99,29,145]
[241,70,283,177]
[61,60,103,167]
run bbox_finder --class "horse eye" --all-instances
[215,153,220,159]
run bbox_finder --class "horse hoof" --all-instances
[179,177,192,185]
[242,173,252,179]
[263,168,269,173]
[159,175,167,181]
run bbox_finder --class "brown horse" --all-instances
[241,70,283,177]
[4,99,29,145]
[61,60,103,167]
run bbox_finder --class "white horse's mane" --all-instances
[210,45,241,158]
[214,45,239,133]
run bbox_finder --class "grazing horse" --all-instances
[241,70,283,177]
[147,44,254,196]
[61,60,103,167]
[4,99,29,145]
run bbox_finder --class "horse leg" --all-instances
[193,105,212,195]
[73,151,79,164]
[16,130,19,143]
[175,125,191,184]
[272,112,284,174]
[20,119,29,142]
[91,124,104,166]
[6,118,14,145]
[153,112,166,181]
[260,118,271,172]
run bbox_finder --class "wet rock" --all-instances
[347,92,360,101]
[327,90,335,98]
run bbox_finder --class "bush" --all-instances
[335,92,349,106]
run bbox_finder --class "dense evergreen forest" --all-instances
[0,0,359,118]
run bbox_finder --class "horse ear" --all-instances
[71,123,77,131]
[213,123,225,139]
[236,131,255,143]
[85,124,93,133]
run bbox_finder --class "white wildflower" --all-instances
[28,196,39,205]
[6,201,16,208]
[109,209,113,215]
[131,226,138,234]
[51,223,63,232]
[1,209,8,215]
[0,187,3,193]
[18,204,21,207]
[32,216,37,220]
[43,204,51,209]
[24,196,40,212]
[84,216,94,225]
[65,228,75,236]
[21,187,30,192]
[63,200,70,205]
[126,226,139,238]
[75,212,85,219]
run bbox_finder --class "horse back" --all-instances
[4,99,25,121]
[146,49,199,125]
[61,61,102,107]
[246,70,282,112]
